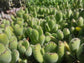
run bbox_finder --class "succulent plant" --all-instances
[1,20,10,26]
[51,33,57,38]
[11,50,19,63]
[45,32,51,36]
[67,9,72,18]
[0,43,11,63]
[52,24,59,33]
[57,41,65,62]
[23,14,29,21]
[56,11,62,21]
[4,26,13,39]
[16,17,24,26]
[25,46,32,57]
[45,23,51,32]
[32,44,43,63]
[31,29,39,44]
[0,33,9,46]
[64,41,70,52]
[18,39,29,54]
[70,26,75,33]
[48,20,56,31]
[16,9,25,18]
[18,39,32,57]
[11,15,16,21]
[41,48,45,55]
[33,25,43,36]
[44,41,57,52]
[18,41,26,54]
[9,36,18,50]
[45,36,51,43]
[37,26,43,36]
[28,19,36,27]
[39,34,45,45]
[44,52,58,63]
[78,17,84,27]
[13,24,23,36]
[57,30,64,40]
[71,18,77,26]
[26,27,32,37]
[74,11,79,19]
[63,28,70,36]
[69,38,80,55]
[0,0,84,63]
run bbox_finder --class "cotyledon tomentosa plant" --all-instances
[77,17,84,27]
[0,43,12,63]
[9,36,18,50]
[0,0,84,63]
[41,41,58,63]
[44,52,58,63]
[26,25,45,45]
[11,49,19,63]
[18,39,32,57]
[56,11,63,22]
[44,41,57,52]
[13,24,24,36]
[69,38,80,56]
[57,30,64,40]
[4,26,14,40]
[32,44,44,63]
[63,28,70,37]
[57,41,65,63]
[0,33,9,46]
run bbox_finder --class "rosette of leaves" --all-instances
[0,43,12,63]
[18,39,32,57]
